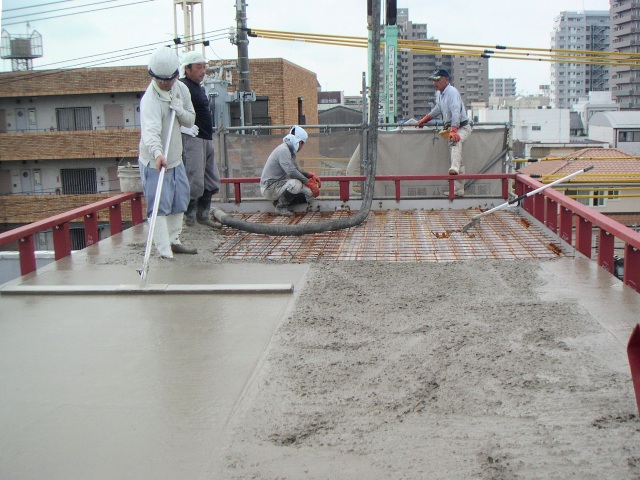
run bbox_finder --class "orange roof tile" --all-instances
[518,148,640,183]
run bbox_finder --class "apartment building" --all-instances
[550,10,610,108]
[489,78,517,97]
[394,8,488,120]
[610,0,640,109]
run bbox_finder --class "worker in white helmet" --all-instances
[179,50,221,229]
[260,125,321,216]
[138,46,197,258]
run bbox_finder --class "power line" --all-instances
[2,0,83,13]
[3,0,135,21]
[2,0,157,27]
[0,30,231,85]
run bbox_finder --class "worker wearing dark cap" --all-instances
[417,68,472,196]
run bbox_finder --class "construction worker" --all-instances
[260,126,321,216]
[138,46,197,258]
[179,50,222,229]
[417,68,472,197]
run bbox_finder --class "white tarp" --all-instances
[347,126,508,197]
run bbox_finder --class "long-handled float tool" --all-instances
[461,165,594,233]
[137,111,176,284]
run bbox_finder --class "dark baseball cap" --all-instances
[429,69,450,80]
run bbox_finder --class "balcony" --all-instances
[0,129,141,162]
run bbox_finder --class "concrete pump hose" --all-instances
[212,0,382,238]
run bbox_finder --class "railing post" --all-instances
[624,244,640,292]
[84,212,99,247]
[597,230,615,274]
[131,195,143,225]
[523,186,534,214]
[18,235,37,276]
[109,204,123,235]
[395,180,401,202]
[501,178,509,200]
[339,180,350,202]
[546,198,558,234]
[576,216,593,258]
[234,183,242,204]
[534,194,545,223]
[53,222,71,260]
[559,206,573,245]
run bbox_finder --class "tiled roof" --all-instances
[518,148,640,183]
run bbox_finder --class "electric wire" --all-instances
[1,0,157,27]
[0,30,230,86]
[3,0,94,12]
[2,0,141,21]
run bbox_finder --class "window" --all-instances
[532,126,542,131]
[60,168,97,194]
[565,189,590,206]
[592,190,606,207]
[56,107,92,131]
[618,130,640,142]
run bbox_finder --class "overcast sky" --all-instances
[1,0,610,97]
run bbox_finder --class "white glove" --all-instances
[180,125,199,137]
[170,97,185,116]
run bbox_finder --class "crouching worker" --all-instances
[138,46,198,258]
[260,126,321,216]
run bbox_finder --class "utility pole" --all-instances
[235,0,252,128]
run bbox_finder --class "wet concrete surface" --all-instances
[0,218,639,479]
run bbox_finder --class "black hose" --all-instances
[212,0,382,237]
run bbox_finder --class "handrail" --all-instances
[0,192,144,277]
[2,175,639,294]
[222,173,514,203]
[516,173,640,291]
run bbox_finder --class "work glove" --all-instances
[307,171,322,188]
[416,115,431,129]
[170,97,185,116]
[180,125,199,137]
[306,178,320,198]
[449,125,461,143]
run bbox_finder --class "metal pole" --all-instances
[236,0,252,128]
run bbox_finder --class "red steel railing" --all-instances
[0,192,143,277]
[2,175,640,294]
[516,174,640,292]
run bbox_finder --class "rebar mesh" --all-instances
[213,209,569,262]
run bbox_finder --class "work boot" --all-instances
[171,243,198,254]
[275,205,293,216]
[167,213,197,254]
[454,166,465,196]
[197,217,222,229]
[185,200,197,226]
[448,166,459,175]
[274,191,295,216]
[153,215,172,258]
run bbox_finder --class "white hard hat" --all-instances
[290,125,308,143]
[181,50,207,68]
[148,47,180,80]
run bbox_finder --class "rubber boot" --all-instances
[167,212,197,254]
[185,199,197,226]
[454,166,465,197]
[153,215,173,258]
[275,191,295,216]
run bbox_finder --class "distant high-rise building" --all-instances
[610,0,640,110]
[489,78,517,97]
[550,10,610,108]
[393,8,488,120]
